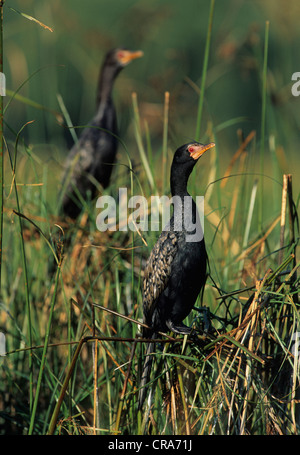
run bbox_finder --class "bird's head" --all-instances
[170,142,215,195]
[109,48,144,68]
[174,142,215,166]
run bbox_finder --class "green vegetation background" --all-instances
[1,0,300,435]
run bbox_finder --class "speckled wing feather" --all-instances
[143,230,178,331]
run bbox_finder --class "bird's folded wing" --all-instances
[62,140,95,182]
[143,230,178,324]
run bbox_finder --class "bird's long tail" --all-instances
[138,334,156,410]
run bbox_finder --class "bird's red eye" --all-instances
[117,51,125,59]
[188,147,194,154]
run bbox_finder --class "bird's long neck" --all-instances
[170,163,193,199]
[170,162,200,231]
[96,63,120,110]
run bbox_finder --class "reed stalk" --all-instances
[258,20,270,232]
[0,2,4,294]
[195,0,215,141]
[28,266,61,434]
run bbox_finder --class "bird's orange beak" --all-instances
[189,142,215,160]
[118,50,144,65]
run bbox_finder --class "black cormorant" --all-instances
[61,48,143,219]
[138,141,215,409]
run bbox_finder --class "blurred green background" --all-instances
[3,0,300,194]
[2,0,300,435]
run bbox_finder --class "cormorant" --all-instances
[61,48,143,219]
[138,141,215,409]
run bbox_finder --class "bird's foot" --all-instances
[166,320,192,336]
[166,320,209,346]
[193,305,212,334]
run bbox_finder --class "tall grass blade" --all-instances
[7,122,35,415]
[48,337,86,435]
[5,89,61,120]
[162,91,169,194]
[57,93,78,144]
[132,92,155,191]
[258,20,270,231]
[0,3,3,293]
[28,266,61,434]
[279,174,288,264]
[8,7,53,32]
[195,0,215,141]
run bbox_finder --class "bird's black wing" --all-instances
[62,130,98,187]
[60,136,98,218]
[139,230,177,408]
[61,121,106,200]
[62,109,117,192]
[143,230,178,332]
